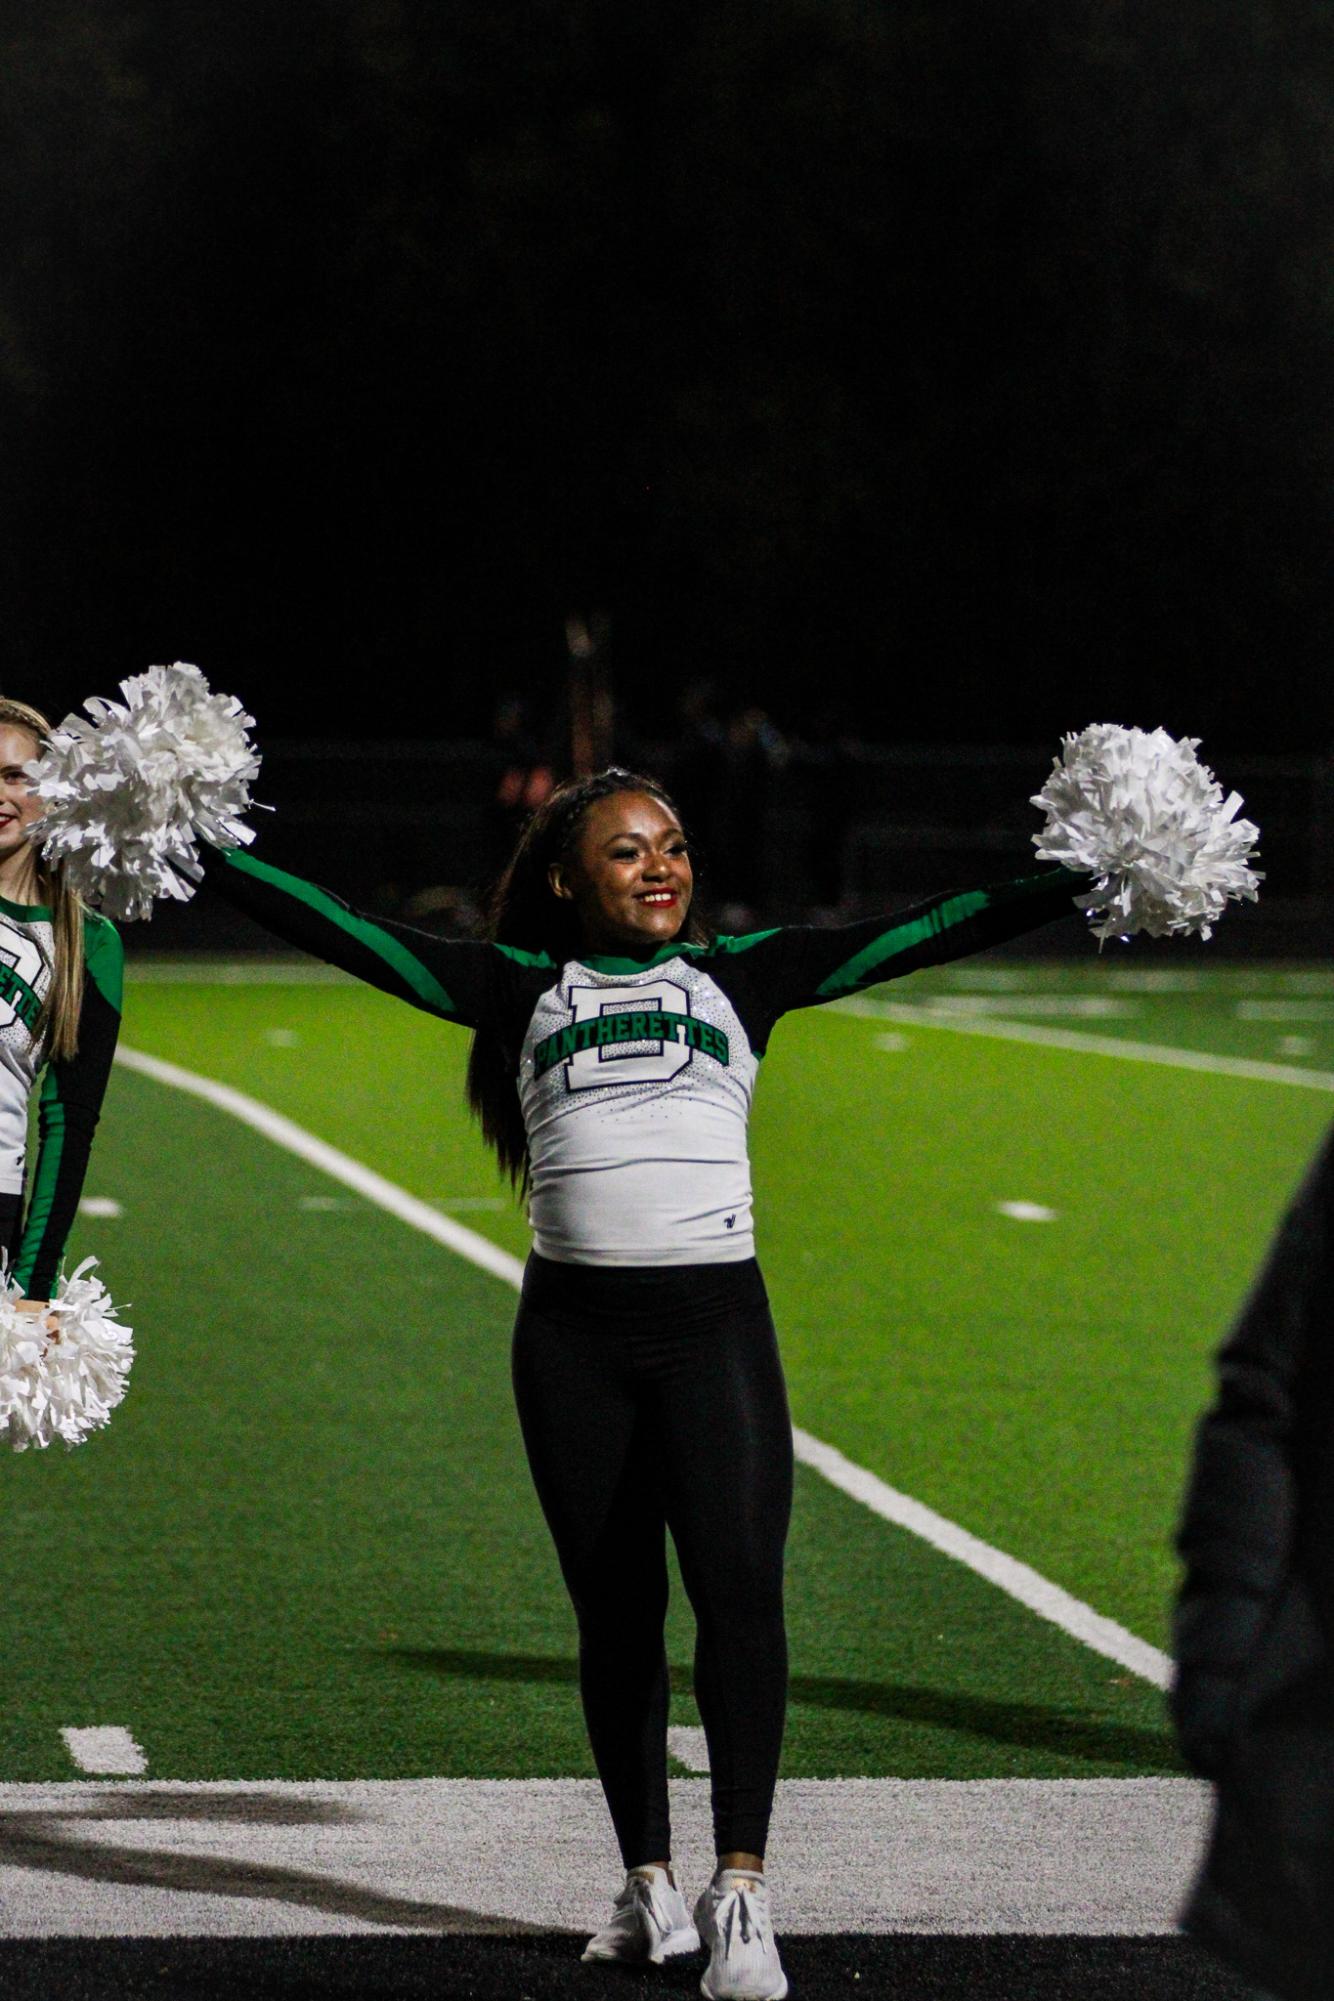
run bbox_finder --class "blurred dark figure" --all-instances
[716,704,788,920]
[399,882,483,937]
[796,700,860,918]
[565,612,614,777]
[658,684,792,919]
[1172,1123,1334,2001]
[669,678,727,886]
[489,692,555,857]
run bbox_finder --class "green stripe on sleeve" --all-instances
[710,927,782,955]
[222,849,458,1017]
[11,1067,65,1294]
[493,941,556,970]
[83,912,124,1011]
[814,890,991,1000]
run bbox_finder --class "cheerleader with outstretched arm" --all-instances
[194,771,1087,1999]
[0,699,122,1318]
[27,664,1260,1999]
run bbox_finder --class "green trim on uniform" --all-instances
[578,929,781,975]
[709,928,782,955]
[814,889,991,999]
[494,941,557,970]
[0,891,52,922]
[221,848,457,1018]
[579,946,694,975]
[11,1066,65,1295]
[83,913,124,1012]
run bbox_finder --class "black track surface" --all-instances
[0,1935,1254,2000]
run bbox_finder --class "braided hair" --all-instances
[465,767,707,1191]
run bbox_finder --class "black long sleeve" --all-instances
[702,867,1085,1053]
[199,843,541,1030]
[14,913,124,1298]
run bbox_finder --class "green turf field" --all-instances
[3,956,1328,1790]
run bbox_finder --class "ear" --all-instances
[548,860,575,901]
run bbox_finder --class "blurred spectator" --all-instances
[715,705,788,924]
[400,882,483,937]
[671,691,788,926]
[796,700,861,918]
[1172,1123,1334,2001]
[489,692,555,854]
[669,678,727,896]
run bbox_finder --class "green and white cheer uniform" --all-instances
[204,847,1080,1266]
[0,893,123,1297]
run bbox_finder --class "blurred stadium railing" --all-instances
[134,741,1332,959]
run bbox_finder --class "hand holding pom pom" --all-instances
[0,1260,134,1451]
[27,662,262,922]
[1032,724,1262,941]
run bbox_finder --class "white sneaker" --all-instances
[694,1869,789,1999]
[581,1865,701,1964]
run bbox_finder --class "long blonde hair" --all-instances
[0,698,85,1061]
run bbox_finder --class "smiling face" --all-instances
[0,724,43,878]
[548,790,694,956]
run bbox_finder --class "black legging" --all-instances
[0,1192,22,1278]
[511,1253,793,1866]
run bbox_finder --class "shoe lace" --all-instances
[620,1874,670,1932]
[719,1882,765,1951]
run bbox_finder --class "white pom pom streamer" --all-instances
[0,1259,134,1451]
[0,1308,49,1452]
[1032,724,1262,942]
[27,661,262,922]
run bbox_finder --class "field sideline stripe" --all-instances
[837,995,1334,1090]
[791,1429,1169,1687]
[0,1774,1209,1937]
[115,1046,526,1289]
[114,1042,1171,1689]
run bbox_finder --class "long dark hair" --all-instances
[466,767,707,1192]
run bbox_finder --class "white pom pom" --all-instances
[1032,724,1262,941]
[0,1260,134,1452]
[27,661,262,922]
[0,1304,51,1452]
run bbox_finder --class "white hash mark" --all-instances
[667,1727,710,1773]
[61,1727,147,1775]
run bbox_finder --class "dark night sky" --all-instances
[2,0,1332,755]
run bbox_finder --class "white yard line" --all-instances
[837,996,1334,1091]
[116,1047,525,1291]
[1236,999,1334,1022]
[125,957,1334,998]
[127,961,352,984]
[914,995,1138,1018]
[0,1775,1209,1937]
[115,1044,1172,1688]
[666,1727,711,1773]
[791,1432,1168,1688]
[60,1729,147,1777]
